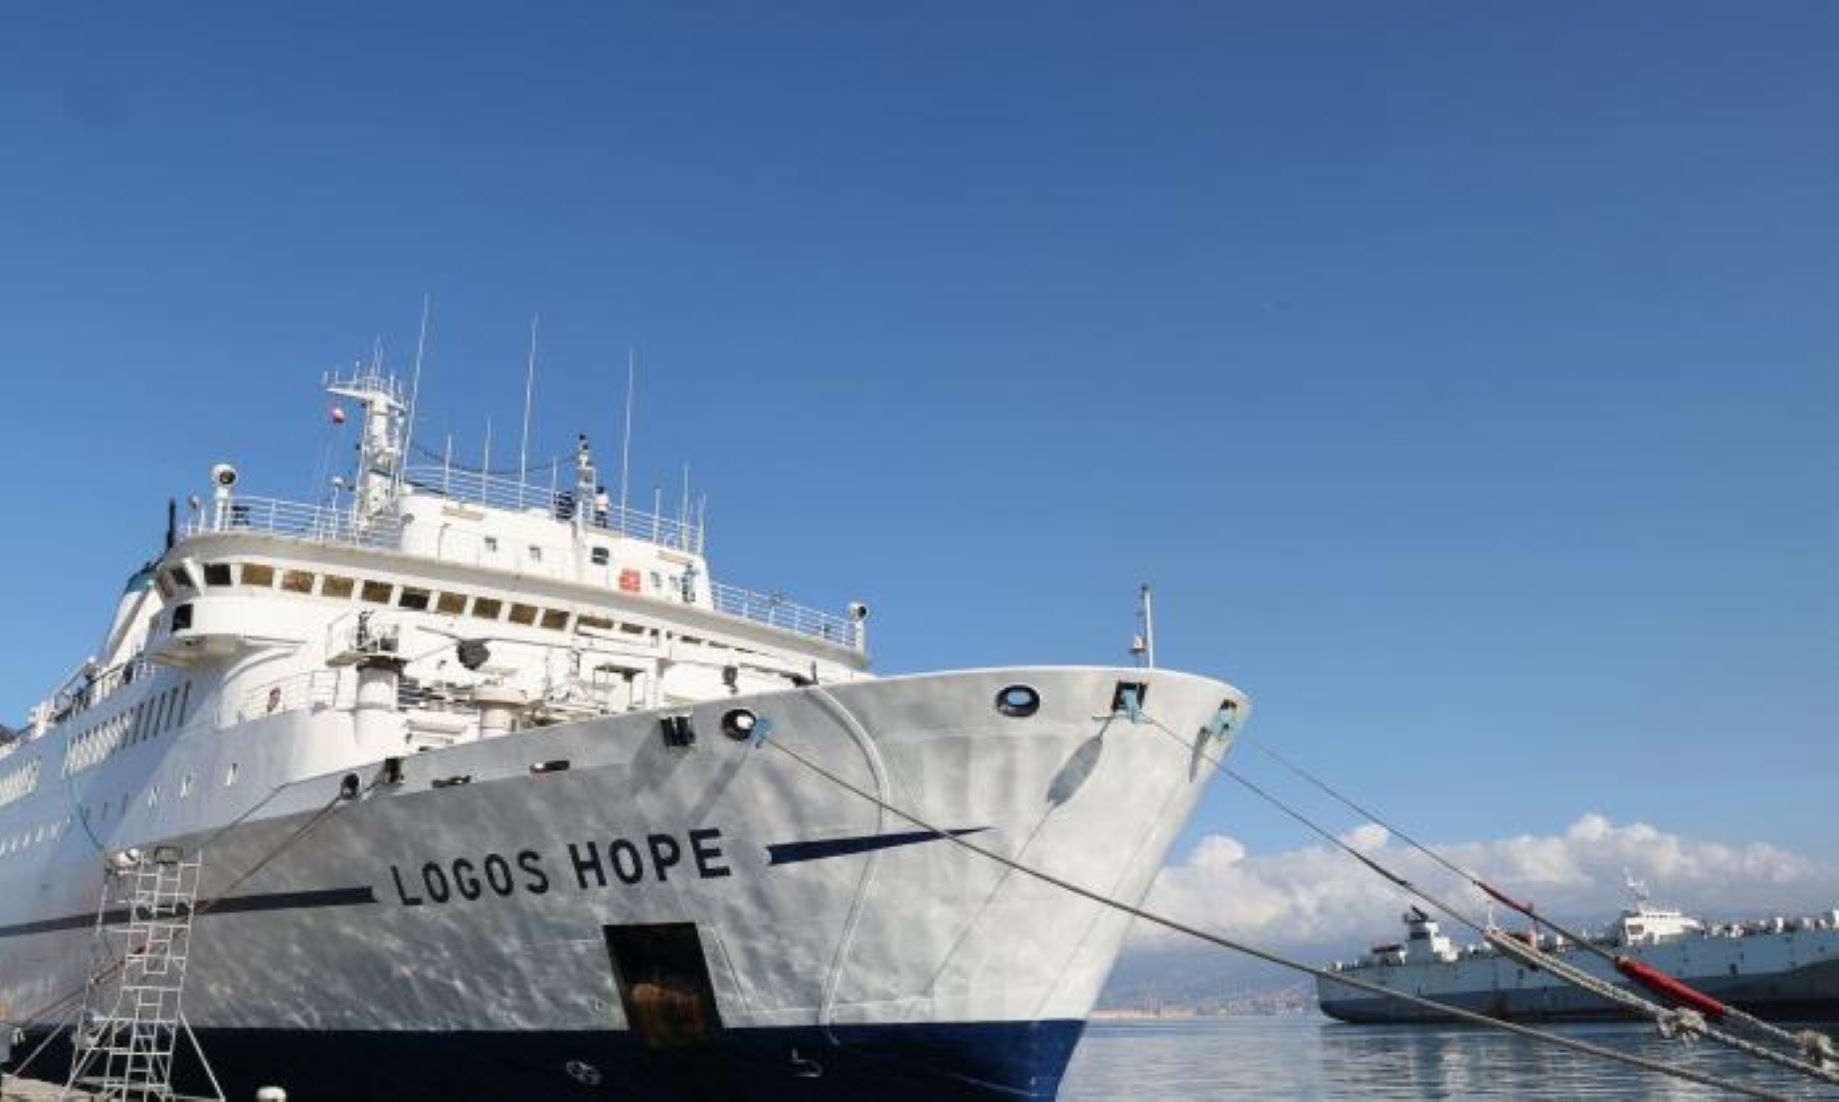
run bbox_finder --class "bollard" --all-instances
[256,1089,288,1102]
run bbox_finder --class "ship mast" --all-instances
[325,364,407,530]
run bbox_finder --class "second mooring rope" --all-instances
[761,729,1795,1102]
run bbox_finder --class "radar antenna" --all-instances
[519,313,540,492]
[1131,585,1156,668]
[620,348,636,511]
[396,294,432,497]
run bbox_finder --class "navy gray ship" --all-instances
[1318,887,1839,1024]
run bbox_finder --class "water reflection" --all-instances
[1061,1017,1830,1100]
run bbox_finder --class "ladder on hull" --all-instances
[64,847,223,1102]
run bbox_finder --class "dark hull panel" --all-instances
[11,1020,1087,1102]
[1320,957,1839,1025]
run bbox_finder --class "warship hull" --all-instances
[1319,933,1839,1025]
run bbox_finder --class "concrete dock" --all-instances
[2,1079,86,1100]
[2,1080,240,1100]
[3,1078,257,1101]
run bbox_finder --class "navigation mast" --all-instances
[325,366,406,529]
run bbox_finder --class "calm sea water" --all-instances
[1060,1016,1835,1100]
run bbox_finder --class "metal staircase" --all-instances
[64,847,223,1102]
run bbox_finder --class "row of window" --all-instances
[165,561,674,639]
[140,759,239,810]
[0,817,60,858]
[0,757,39,808]
[161,558,693,620]
[64,682,191,777]
[0,757,245,863]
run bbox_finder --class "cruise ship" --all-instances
[1318,893,1839,1024]
[0,364,1249,1100]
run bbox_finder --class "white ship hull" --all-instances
[3,666,1238,1099]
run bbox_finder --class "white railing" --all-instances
[710,581,862,650]
[238,670,484,724]
[402,464,704,553]
[181,488,856,652]
[56,656,156,720]
[237,670,351,722]
[186,496,403,549]
[397,681,487,717]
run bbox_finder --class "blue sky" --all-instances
[2,4,1835,869]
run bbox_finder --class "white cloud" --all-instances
[1134,813,1838,957]
[1338,822,1389,852]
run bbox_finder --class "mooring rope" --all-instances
[757,731,1795,1102]
[1240,733,1838,1069]
[1132,717,1839,1087]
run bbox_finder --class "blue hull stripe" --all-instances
[15,1020,1087,1101]
[766,827,988,866]
[0,885,378,939]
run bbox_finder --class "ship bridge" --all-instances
[9,360,869,792]
[159,363,865,661]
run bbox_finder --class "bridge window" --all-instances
[541,609,569,631]
[361,580,394,605]
[242,564,276,588]
[281,570,315,594]
[168,566,196,590]
[203,563,234,587]
[322,575,356,599]
[508,604,538,626]
[471,597,503,621]
[398,587,432,611]
[436,592,467,615]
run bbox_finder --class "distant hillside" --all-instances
[1098,949,1317,1016]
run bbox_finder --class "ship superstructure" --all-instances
[0,364,1248,1100]
[1318,891,1839,1024]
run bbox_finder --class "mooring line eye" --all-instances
[994,684,1040,718]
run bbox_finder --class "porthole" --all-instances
[721,708,759,742]
[995,685,1041,718]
